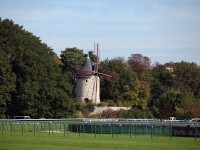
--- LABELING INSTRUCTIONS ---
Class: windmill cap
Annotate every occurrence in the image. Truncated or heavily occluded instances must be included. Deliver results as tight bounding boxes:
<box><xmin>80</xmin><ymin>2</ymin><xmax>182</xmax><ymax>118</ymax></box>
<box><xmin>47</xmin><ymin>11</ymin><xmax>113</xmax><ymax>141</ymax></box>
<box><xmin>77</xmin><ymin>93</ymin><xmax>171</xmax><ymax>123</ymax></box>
<box><xmin>82</xmin><ymin>54</ymin><xmax>92</xmax><ymax>71</ymax></box>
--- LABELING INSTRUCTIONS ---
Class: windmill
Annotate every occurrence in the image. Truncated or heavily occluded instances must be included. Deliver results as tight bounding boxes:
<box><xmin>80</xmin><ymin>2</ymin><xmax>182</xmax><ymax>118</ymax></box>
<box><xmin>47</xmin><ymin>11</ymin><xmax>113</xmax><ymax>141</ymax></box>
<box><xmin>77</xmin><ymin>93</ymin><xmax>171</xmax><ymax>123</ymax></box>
<box><xmin>75</xmin><ymin>43</ymin><xmax>119</xmax><ymax>104</ymax></box>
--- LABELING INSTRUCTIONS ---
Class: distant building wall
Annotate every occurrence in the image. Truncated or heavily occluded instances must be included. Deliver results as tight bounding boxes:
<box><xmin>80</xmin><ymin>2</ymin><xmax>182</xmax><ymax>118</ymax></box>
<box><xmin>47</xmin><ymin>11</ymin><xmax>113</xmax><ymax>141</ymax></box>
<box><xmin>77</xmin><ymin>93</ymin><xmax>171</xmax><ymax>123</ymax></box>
<box><xmin>90</xmin><ymin>106</ymin><xmax>131</xmax><ymax>115</ymax></box>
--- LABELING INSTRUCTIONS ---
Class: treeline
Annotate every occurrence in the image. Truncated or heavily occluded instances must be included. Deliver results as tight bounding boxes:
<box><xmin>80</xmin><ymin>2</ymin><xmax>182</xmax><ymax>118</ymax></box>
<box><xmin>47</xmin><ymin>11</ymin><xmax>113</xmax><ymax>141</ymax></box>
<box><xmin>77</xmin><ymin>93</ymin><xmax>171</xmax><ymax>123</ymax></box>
<box><xmin>0</xmin><ymin>18</ymin><xmax>200</xmax><ymax>119</ymax></box>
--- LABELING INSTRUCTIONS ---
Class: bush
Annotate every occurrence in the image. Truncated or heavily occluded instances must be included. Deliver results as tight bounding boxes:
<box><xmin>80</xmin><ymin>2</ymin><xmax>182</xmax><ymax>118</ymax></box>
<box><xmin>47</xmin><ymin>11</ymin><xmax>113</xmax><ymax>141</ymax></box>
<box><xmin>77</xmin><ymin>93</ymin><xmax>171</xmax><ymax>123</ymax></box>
<box><xmin>101</xmin><ymin>109</ymin><xmax>118</xmax><ymax>118</ymax></box>
<box><xmin>84</xmin><ymin>103</ymin><xmax>95</xmax><ymax>112</ymax></box>
<box><xmin>97</xmin><ymin>102</ymin><xmax>108</xmax><ymax>107</ymax></box>
<box><xmin>127</xmin><ymin>108</ymin><xmax>154</xmax><ymax>118</ymax></box>
<box><xmin>74</xmin><ymin>111</ymin><xmax>84</xmax><ymax>118</ymax></box>
<box><xmin>107</xmin><ymin>100</ymin><xmax>117</xmax><ymax>107</ymax></box>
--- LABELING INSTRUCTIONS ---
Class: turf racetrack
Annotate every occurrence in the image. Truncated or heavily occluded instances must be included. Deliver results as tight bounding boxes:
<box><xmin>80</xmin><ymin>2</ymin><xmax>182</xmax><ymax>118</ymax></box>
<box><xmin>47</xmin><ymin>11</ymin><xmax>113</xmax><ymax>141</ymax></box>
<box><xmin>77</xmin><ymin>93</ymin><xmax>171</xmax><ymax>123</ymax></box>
<box><xmin>0</xmin><ymin>133</ymin><xmax>199</xmax><ymax>150</ymax></box>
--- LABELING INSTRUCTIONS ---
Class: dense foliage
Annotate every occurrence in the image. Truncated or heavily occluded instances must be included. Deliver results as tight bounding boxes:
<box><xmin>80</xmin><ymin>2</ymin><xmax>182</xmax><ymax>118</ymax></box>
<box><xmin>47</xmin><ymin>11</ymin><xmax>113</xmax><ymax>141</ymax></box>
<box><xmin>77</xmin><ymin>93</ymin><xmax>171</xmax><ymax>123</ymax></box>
<box><xmin>0</xmin><ymin>18</ymin><xmax>73</xmax><ymax>118</ymax></box>
<box><xmin>0</xmin><ymin>18</ymin><xmax>200</xmax><ymax>119</ymax></box>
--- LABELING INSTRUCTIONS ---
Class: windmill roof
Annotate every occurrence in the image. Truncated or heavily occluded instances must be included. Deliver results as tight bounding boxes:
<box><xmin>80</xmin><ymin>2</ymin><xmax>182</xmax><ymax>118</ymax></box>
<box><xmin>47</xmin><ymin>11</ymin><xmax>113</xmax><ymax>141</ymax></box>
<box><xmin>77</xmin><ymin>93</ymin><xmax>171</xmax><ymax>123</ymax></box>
<box><xmin>82</xmin><ymin>55</ymin><xmax>92</xmax><ymax>71</ymax></box>
<box><xmin>76</xmin><ymin>54</ymin><xmax>94</xmax><ymax>77</ymax></box>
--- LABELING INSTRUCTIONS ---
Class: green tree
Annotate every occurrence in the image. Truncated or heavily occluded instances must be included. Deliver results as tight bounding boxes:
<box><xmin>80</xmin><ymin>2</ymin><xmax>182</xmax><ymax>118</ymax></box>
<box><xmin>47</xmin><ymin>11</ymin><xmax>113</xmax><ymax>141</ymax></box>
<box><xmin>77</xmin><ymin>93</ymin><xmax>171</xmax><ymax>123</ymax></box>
<box><xmin>60</xmin><ymin>48</ymin><xmax>85</xmax><ymax>98</ymax></box>
<box><xmin>173</xmin><ymin>62</ymin><xmax>200</xmax><ymax>98</ymax></box>
<box><xmin>149</xmin><ymin>61</ymin><xmax>200</xmax><ymax>118</ymax></box>
<box><xmin>100</xmin><ymin>57</ymin><xmax>135</xmax><ymax>101</ymax></box>
<box><xmin>100</xmin><ymin>57</ymin><xmax>151</xmax><ymax>109</ymax></box>
<box><xmin>0</xmin><ymin>50</ymin><xmax>16</xmax><ymax>118</ymax></box>
<box><xmin>149</xmin><ymin>63</ymin><xmax>175</xmax><ymax>118</ymax></box>
<box><xmin>0</xmin><ymin>18</ymin><xmax>72</xmax><ymax>118</ymax></box>
<box><xmin>158</xmin><ymin>89</ymin><xmax>180</xmax><ymax>119</ymax></box>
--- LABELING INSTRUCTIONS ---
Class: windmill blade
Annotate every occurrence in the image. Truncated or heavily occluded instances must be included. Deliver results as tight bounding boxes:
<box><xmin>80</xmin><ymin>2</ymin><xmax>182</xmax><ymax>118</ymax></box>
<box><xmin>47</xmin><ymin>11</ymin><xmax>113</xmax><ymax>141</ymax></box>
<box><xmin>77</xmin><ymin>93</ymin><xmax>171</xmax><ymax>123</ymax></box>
<box><xmin>98</xmin><ymin>72</ymin><xmax>112</xmax><ymax>77</ymax></box>
<box><xmin>99</xmin><ymin>71</ymin><xmax>120</xmax><ymax>82</ymax></box>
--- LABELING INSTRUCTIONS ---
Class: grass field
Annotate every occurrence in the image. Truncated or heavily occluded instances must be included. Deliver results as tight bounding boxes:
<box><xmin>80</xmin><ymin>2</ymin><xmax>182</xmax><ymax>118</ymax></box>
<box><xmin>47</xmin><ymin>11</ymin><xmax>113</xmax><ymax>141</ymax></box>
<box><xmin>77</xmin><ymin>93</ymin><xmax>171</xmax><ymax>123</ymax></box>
<box><xmin>0</xmin><ymin>132</ymin><xmax>199</xmax><ymax>150</ymax></box>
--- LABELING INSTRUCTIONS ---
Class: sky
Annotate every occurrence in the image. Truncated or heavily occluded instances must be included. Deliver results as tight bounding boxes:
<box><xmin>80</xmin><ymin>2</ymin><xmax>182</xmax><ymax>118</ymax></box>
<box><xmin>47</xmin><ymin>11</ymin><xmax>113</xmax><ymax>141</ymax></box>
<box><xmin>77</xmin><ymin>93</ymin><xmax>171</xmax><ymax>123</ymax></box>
<box><xmin>1</xmin><ymin>0</ymin><xmax>200</xmax><ymax>65</ymax></box>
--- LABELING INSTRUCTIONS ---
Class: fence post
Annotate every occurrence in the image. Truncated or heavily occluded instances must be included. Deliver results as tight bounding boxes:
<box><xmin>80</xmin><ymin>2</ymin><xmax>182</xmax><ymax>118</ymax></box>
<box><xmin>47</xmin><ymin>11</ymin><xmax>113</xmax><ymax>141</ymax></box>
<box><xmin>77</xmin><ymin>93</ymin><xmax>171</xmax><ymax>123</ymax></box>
<box><xmin>145</xmin><ymin>124</ymin><xmax>149</xmax><ymax>135</ymax></box>
<box><xmin>134</xmin><ymin>125</ymin><xmax>136</xmax><ymax>137</ymax></box>
<box><xmin>111</xmin><ymin>123</ymin><xmax>113</xmax><ymax>138</ymax></box>
<box><xmin>1</xmin><ymin>123</ymin><xmax>4</xmax><ymax>134</ymax></box>
<box><xmin>65</xmin><ymin>123</ymin><xmax>69</xmax><ymax>136</ymax></box>
<box><xmin>120</xmin><ymin>125</ymin><xmax>123</xmax><ymax>134</ymax></box>
<box><xmin>76</xmin><ymin>123</ymin><xmax>78</xmax><ymax>134</ymax></box>
<box><xmin>94</xmin><ymin>123</ymin><xmax>97</xmax><ymax>138</ymax></box>
<box><xmin>195</xmin><ymin>124</ymin><xmax>197</xmax><ymax>141</ymax></box>
<box><xmin>100</xmin><ymin>124</ymin><xmax>102</xmax><ymax>135</ymax></box>
<box><xmin>129</xmin><ymin>123</ymin><xmax>132</xmax><ymax>139</ymax></box>
<box><xmin>159</xmin><ymin>125</ymin><xmax>162</xmax><ymax>136</ymax></box>
<box><xmin>78</xmin><ymin>124</ymin><xmax>81</xmax><ymax>137</ymax></box>
<box><xmin>91</xmin><ymin>124</ymin><xmax>93</xmax><ymax>137</ymax></box>
<box><xmin>33</xmin><ymin>123</ymin><xmax>36</xmax><ymax>135</ymax></box>
<box><xmin>0</xmin><ymin>123</ymin><xmax>3</xmax><ymax>134</ymax></box>
<box><xmin>151</xmin><ymin>125</ymin><xmax>153</xmax><ymax>139</ymax></box>
<box><xmin>10</xmin><ymin>123</ymin><xmax>12</xmax><ymax>135</ymax></box>
<box><xmin>64</xmin><ymin>123</ymin><xmax>66</xmax><ymax>137</ymax></box>
<box><xmin>48</xmin><ymin>122</ymin><xmax>51</xmax><ymax>137</ymax></box>
<box><xmin>83</xmin><ymin>124</ymin><xmax>85</xmax><ymax>136</ymax></box>
<box><xmin>22</xmin><ymin>124</ymin><xmax>23</xmax><ymax>135</ymax></box>
<box><xmin>170</xmin><ymin>124</ymin><xmax>172</xmax><ymax>140</ymax></box>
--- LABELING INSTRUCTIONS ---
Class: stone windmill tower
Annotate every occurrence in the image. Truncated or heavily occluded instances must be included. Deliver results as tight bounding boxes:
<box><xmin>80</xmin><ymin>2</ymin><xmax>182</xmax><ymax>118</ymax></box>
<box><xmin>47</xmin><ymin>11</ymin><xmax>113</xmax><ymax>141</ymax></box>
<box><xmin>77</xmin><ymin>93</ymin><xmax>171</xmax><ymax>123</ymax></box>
<box><xmin>75</xmin><ymin>43</ymin><xmax>118</xmax><ymax>104</ymax></box>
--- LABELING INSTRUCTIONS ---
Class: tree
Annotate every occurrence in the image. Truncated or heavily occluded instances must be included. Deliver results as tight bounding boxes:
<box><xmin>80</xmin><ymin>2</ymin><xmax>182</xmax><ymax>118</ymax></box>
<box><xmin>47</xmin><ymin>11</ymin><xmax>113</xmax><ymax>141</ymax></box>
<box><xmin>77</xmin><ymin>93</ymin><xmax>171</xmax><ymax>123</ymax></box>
<box><xmin>173</xmin><ymin>62</ymin><xmax>200</xmax><ymax>98</ymax></box>
<box><xmin>100</xmin><ymin>57</ymin><xmax>135</xmax><ymax>101</ymax></box>
<box><xmin>100</xmin><ymin>57</ymin><xmax>151</xmax><ymax>109</ymax></box>
<box><xmin>149</xmin><ymin>61</ymin><xmax>200</xmax><ymax>118</ymax></box>
<box><xmin>100</xmin><ymin>57</ymin><xmax>150</xmax><ymax>109</ymax></box>
<box><xmin>175</xmin><ymin>92</ymin><xmax>200</xmax><ymax>119</ymax></box>
<box><xmin>0</xmin><ymin>18</ymin><xmax>73</xmax><ymax>118</ymax></box>
<box><xmin>0</xmin><ymin>50</ymin><xmax>16</xmax><ymax>118</ymax></box>
<box><xmin>137</xmin><ymin>80</ymin><xmax>150</xmax><ymax>110</ymax></box>
<box><xmin>60</xmin><ymin>48</ymin><xmax>85</xmax><ymax>98</ymax></box>
<box><xmin>128</xmin><ymin>54</ymin><xmax>151</xmax><ymax>73</ymax></box>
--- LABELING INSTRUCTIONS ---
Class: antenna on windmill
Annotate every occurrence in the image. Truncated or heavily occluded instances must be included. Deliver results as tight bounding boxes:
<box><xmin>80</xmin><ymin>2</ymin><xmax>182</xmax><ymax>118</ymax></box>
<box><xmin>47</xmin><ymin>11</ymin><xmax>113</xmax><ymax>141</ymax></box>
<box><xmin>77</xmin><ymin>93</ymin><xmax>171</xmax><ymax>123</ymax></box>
<box><xmin>94</xmin><ymin>42</ymin><xmax>96</xmax><ymax>55</ymax></box>
<box><xmin>96</xmin><ymin>43</ymin><xmax>99</xmax><ymax>72</ymax></box>
<box><xmin>94</xmin><ymin>43</ymin><xmax>100</xmax><ymax>103</ymax></box>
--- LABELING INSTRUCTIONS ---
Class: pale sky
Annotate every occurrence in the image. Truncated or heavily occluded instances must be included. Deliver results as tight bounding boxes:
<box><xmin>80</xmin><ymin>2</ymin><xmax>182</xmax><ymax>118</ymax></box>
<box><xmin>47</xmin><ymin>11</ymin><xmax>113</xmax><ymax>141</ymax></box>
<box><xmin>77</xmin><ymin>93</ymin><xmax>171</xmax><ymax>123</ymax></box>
<box><xmin>1</xmin><ymin>0</ymin><xmax>200</xmax><ymax>65</ymax></box>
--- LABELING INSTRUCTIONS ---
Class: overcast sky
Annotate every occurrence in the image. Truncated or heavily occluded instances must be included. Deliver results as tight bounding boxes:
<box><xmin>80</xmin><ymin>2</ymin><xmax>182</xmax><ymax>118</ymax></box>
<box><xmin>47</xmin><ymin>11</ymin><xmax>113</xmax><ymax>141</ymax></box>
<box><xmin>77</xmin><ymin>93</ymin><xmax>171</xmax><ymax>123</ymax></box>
<box><xmin>1</xmin><ymin>0</ymin><xmax>200</xmax><ymax>65</ymax></box>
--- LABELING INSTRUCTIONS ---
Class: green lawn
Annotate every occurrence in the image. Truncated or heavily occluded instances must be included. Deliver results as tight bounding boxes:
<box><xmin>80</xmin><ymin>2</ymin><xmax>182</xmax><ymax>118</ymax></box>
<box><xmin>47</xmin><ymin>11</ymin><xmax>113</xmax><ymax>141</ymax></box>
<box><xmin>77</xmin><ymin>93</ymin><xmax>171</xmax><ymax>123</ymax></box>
<box><xmin>0</xmin><ymin>133</ymin><xmax>199</xmax><ymax>150</ymax></box>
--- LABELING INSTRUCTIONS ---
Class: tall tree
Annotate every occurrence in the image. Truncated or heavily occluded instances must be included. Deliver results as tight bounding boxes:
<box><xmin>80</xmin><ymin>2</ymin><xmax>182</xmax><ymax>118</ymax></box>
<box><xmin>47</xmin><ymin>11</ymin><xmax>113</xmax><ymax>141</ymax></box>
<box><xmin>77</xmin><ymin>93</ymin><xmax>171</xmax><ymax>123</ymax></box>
<box><xmin>100</xmin><ymin>57</ymin><xmax>150</xmax><ymax>109</ymax></box>
<box><xmin>128</xmin><ymin>54</ymin><xmax>151</xmax><ymax>73</ymax></box>
<box><xmin>60</xmin><ymin>47</ymin><xmax>85</xmax><ymax>98</ymax></box>
<box><xmin>0</xmin><ymin>50</ymin><xmax>16</xmax><ymax>118</ymax></box>
<box><xmin>100</xmin><ymin>57</ymin><xmax>134</xmax><ymax>101</ymax></box>
<box><xmin>173</xmin><ymin>62</ymin><xmax>200</xmax><ymax>98</ymax></box>
<box><xmin>0</xmin><ymin>18</ymin><xmax>72</xmax><ymax>118</ymax></box>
